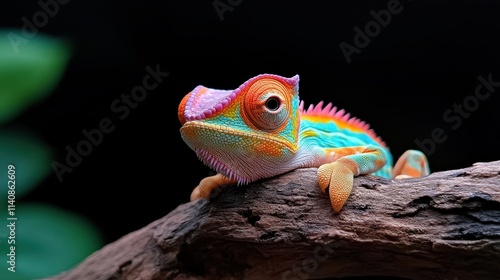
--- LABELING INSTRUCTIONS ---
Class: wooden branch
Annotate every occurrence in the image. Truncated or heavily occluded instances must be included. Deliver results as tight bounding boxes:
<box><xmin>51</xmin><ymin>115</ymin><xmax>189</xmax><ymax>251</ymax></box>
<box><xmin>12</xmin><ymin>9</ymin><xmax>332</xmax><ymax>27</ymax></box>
<box><xmin>46</xmin><ymin>161</ymin><xmax>500</xmax><ymax>280</ymax></box>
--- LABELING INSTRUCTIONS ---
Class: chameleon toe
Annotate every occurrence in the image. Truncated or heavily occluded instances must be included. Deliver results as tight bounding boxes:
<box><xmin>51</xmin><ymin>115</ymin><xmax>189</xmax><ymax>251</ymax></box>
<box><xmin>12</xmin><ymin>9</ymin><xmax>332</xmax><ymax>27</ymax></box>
<box><xmin>317</xmin><ymin>163</ymin><xmax>334</xmax><ymax>193</ymax></box>
<box><xmin>327</xmin><ymin>162</ymin><xmax>354</xmax><ymax>213</ymax></box>
<box><xmin>190</xmin><ymin>186</ymin><xmax>203</xmax><ymax>201</ymax></box>
<box><xmin>190</xmin><ymin>174</ymin><xmax>237</xmax><ymax>201</ymax></box>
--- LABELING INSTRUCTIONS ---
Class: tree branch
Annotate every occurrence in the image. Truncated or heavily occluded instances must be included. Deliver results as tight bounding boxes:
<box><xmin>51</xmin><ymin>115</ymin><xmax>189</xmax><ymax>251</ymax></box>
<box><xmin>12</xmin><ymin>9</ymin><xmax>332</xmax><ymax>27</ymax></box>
<box><xmin>46</xmin><ymin>161</ymin><xmax>500</xmax><ymax>280</ymax></box>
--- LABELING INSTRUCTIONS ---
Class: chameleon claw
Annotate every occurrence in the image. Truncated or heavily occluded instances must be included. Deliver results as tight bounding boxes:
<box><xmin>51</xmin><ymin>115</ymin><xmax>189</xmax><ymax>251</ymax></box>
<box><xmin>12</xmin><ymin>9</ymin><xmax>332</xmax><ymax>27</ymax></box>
<box><xmin>317</xmin><ymin>163</ymin><xmax>333</xmax><ymax>194</ymax></box>
<box><xmin>189</xmin><ymin>185</ymin><xmax>204</xmax><ymax>201</ymax></box>
<box><xmin>394</xmin><ymin>174</ymin><xmax>413</xmax><ymax>180</ymax></box>
<box><xmin>190</xmin><ymin>174</ymin><xmax>236</xmax><ymax>201</ymax></box>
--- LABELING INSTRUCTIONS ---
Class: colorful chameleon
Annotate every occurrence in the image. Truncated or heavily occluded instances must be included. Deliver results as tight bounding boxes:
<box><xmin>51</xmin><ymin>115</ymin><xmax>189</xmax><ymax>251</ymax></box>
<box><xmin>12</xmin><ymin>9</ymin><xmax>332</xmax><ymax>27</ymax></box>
<box><xmin>178</xmin><ymin>74</ymin><xmax>430</xmax><ymax>212</ymax></box>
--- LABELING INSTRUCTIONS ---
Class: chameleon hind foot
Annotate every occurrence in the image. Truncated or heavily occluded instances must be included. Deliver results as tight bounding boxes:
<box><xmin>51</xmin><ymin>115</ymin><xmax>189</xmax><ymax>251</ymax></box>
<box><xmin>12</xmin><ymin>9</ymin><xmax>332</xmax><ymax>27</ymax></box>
<box><xmin>190</xmin><ymin>173</ymin><xmax>237</xmax><ymax>201</ymax></box>
<box><xmin>392</xmin><ymin>150</ymin><xmax>430</xmax><ymax>179</ymax></box>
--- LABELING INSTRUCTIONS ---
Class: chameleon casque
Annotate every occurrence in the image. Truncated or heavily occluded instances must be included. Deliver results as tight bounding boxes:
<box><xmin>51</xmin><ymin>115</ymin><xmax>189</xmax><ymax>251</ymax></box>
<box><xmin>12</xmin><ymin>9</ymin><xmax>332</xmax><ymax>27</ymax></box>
<box><xmin>178</xmin><ymin>73</ymin><xmax>430</xmax><ymax>212</ymax></box>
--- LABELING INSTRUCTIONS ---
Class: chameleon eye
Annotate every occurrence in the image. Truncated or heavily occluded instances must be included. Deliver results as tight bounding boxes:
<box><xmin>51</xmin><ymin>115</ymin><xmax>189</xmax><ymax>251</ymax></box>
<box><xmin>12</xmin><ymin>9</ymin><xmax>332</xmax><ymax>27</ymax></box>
<box><xmin>242</xmin><ymin>79</ymin><xmax>292</xmax><ymax>132</ymax></box>
<box><xmin>265</xmin><ymin>97</ymin><xmax>281</xmax><ymax>111</ymax></box>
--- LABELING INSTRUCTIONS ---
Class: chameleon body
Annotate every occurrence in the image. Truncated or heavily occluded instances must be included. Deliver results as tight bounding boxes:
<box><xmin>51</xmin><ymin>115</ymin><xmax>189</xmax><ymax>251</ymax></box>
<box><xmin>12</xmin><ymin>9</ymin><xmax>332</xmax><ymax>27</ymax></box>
<box><xmin>178</xmin><ymin>74</ymin><xmax>430</xmax><ymax>212</ymax></box>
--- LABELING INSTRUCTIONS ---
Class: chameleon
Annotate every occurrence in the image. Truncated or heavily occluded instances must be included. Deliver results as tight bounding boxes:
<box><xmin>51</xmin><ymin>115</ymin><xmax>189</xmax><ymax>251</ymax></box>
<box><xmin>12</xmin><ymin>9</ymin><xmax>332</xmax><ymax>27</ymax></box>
<box><xmin>178</xmin><ymin>73</ymin><xmax>430</xmax><ymax>212</ymax></box>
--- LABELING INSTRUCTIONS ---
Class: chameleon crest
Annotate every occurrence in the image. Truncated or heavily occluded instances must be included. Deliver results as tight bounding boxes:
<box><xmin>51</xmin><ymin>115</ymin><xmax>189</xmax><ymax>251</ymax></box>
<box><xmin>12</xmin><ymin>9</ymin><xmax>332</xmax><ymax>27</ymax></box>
<box><xmin>179</xmin><ymin>74</ymin><xmax>430</xmax><ymax>212</ymax></box>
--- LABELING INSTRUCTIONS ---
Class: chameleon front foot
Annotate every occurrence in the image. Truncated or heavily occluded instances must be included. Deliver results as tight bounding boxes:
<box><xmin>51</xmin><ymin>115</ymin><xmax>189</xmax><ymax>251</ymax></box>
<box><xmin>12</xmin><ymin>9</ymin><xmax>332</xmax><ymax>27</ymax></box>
<box><xmin>318</xmin><ymin>161</ymin><xmax>355</xmax><ymax>213</ymax></box>
<box><xmin>190</xmin><ymin>173</ymin><xmax>237</xmax><ymax>201</ymax></box>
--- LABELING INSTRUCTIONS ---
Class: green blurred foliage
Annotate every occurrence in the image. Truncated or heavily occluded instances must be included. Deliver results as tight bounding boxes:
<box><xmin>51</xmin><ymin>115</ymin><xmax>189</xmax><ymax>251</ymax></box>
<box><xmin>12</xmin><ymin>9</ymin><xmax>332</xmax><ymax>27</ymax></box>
<box><xmin>0</xmin><ymin>30</ymin><xmax>103</xmax><ymax>280</ymax></box>
<box><xmin>0</xmin><ymin>30</ymin><xmax>71</xmax><ymax>125</ymax></box>
<box><xmin>0</xmin><ymin>131</ymin><xmax>53</xmax><ymax>198</ymax></box>
<box><xmin>0</xmin><ymin>203</ymin><xmax>103</xmax><ymax>280</ymax></box>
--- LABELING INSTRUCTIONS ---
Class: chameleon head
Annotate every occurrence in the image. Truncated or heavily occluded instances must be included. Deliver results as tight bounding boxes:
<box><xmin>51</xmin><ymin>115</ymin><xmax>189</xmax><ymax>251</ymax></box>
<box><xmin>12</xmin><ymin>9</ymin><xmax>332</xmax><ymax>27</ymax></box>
<box><xmin>178</xmin><ymin>74</ymin><xmax>301</xmax><ymax>184</ymax></box>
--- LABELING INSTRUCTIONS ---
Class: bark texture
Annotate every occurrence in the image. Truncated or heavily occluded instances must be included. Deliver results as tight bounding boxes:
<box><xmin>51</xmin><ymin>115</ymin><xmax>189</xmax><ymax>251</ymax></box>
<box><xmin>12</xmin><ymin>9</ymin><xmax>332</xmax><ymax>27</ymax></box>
<box><xmin>46</xmin><ymin>161</ymin><xmax>500</xmax><ymax>280</ymax></box>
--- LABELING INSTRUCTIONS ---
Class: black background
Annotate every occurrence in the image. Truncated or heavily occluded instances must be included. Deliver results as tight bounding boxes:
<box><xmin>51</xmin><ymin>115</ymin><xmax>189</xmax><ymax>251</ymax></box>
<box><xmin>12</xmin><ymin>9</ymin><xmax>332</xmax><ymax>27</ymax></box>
<box><xmin>3</xmin><ymin>0</ymin><xmax>500</xmax><ymax>250</ymax></box>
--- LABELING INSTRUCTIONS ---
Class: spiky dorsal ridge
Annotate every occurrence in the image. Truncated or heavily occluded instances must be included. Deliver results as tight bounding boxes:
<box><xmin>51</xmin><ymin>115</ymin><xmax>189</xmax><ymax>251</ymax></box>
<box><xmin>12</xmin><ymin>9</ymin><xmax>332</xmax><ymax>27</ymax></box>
<box><xmin>299</xmin><ymin>100</ymin><xmax>388</xmax><ymax>148</ymax></box>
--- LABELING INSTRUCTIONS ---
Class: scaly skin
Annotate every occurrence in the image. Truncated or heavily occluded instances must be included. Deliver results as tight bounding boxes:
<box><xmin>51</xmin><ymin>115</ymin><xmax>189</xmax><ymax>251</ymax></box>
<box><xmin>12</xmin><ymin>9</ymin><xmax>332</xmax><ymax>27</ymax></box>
<box><xmin>178</xmin><ymin>74</ymin><xmax>430</xmax><ymax>213</ymax></box>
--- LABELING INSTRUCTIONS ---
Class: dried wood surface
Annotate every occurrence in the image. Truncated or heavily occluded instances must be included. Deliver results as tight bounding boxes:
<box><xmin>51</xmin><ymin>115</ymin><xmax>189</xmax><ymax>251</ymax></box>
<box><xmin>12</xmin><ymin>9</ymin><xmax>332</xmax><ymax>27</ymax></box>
<box><xmin>47</xmin><ymin>161</ymin><xmax>500</xmax><ymax>280</ymax></box>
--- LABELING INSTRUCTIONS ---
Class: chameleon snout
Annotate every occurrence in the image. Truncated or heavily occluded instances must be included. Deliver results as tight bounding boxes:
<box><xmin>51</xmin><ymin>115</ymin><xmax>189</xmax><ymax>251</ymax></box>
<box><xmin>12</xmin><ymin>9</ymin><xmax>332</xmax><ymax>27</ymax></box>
<box><xmin>178</xmin><ymin>85</ymin><xmax>237</xmax><ymax>125</ymax></box>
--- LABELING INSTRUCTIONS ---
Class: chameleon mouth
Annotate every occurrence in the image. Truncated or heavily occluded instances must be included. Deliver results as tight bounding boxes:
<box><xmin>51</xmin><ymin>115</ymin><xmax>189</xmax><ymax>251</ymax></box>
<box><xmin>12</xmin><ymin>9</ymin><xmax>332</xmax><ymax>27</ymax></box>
<box><xmin>180</xmin><ymin>121</ymin><xmax>296</xmax><ymax>185</ymax></box>
<box><xmin>178</xmin><ymin>86</ymin><xmax>237</xmax><ymax>124</ymax></box>
<box><xmin>195</xmin><ymin>148</ymin><xmax>249</xmax><ymax>184</ymax></box>
<box><xmin>180</xmin><ymin>121</ymin><xmax>298</xmax><ymax>154</ymax></box>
